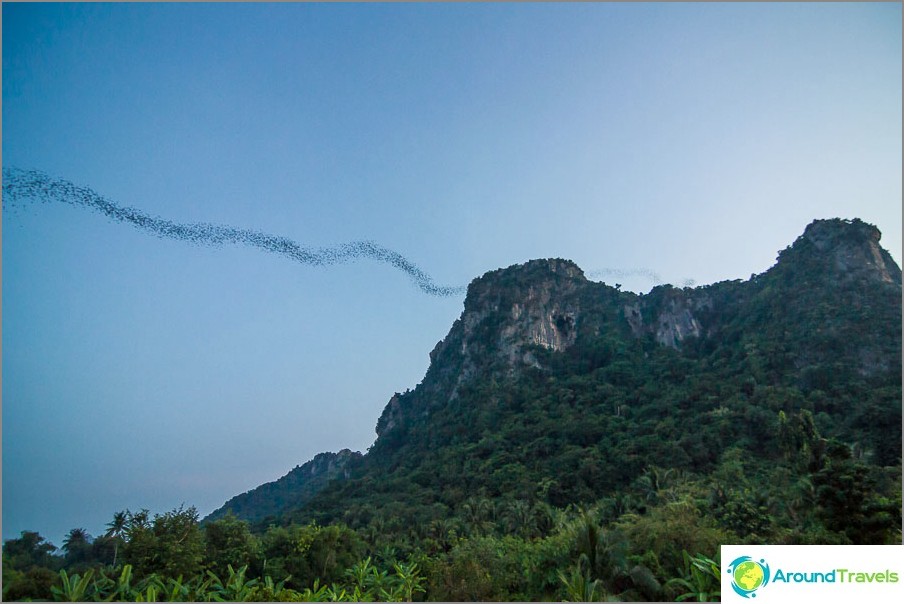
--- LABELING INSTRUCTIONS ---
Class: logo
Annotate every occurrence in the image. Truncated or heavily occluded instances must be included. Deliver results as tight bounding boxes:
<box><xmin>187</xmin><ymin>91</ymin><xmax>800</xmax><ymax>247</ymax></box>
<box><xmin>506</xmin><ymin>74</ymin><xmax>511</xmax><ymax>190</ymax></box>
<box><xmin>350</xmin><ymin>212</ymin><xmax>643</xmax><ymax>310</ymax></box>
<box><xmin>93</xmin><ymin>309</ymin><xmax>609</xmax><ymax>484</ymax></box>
<box><xmin>727</xmin><ymin>556</ymin><xmax>771</xmax><ymax>598</ymax></box>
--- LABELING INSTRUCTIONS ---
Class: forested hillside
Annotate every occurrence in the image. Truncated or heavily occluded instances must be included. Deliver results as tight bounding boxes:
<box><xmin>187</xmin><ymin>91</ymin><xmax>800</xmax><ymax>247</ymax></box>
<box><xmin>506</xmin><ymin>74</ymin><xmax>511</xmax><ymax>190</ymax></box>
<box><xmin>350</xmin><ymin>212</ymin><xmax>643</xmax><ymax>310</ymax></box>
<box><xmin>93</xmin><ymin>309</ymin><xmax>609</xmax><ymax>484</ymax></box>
<box><xmin>4</xmin><ymin>218</ymin><xmax>901</xmax><ymax>602</ymax></box>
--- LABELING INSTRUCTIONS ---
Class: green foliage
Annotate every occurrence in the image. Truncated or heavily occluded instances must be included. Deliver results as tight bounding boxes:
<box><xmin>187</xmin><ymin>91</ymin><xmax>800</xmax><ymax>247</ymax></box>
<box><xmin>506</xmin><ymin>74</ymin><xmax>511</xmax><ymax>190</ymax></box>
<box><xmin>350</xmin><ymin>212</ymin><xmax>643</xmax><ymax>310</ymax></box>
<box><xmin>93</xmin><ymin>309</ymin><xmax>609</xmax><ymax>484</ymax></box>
<box><xmin>3</xmin><ymin>531</ymin><xmax>62</xmax><ymax>600</ymax></box>
<box><xmin>204</xmin><ymin>564</ymin><xmax>259</xmax><ymax>601</ymax></box>
<box><xmin>5</xmin><ymin>221</ymin><xmax>901</xmax><ymax>601</ymax></box>
<box><xmin>121</xmin><ymin>506</ymin><xmax>204</xmax><ymax>580</ymax></box>
<box><xmin>665</xmin><ymin>551</ymin><xmax>721</xmax><ymax>602</ymax></box>
<box><xmin>203</xmin><ymin>514</ymin><xmax>261</xmax><ymax>578</ymax></box>
<box><xmin>256</xmin><ymin>522</ymin><xmax>366</xmax><ymax>590</ymax></box>
<box><xmin>51</xmin><ymin>568</ymin><xmax>95</xmax><ymax>602</ymax></box>
<box><xmin>3</xmin><ymin>530</ymin><xmax>60</xmax><ymax>571</ymax></box>
<box><xmin>812</xmin><ymin>441</ymin><xmax>902</xmax><ymax>544</ymax></box>
<box><xmin>392</xmin><ymin>561</ymin><xmax>426</xmax><ymax>602</ymax></box>
<box><xmin>207</xmin><ymin>451</ymin><xmax>363</xmax><ymax>526</ymax></box>
<box><xmin>2</xmin><ymin>565</ymin><xmax>58</xmax><ymax>601</ymax></box>
<box><xmin>558</xmin><ymin>565</ymin><xmax>603</xmax><ymax>602</ymax></box>
<box><xmin>618</xmin><ymin>499</ymin><xmax>732</xmax><ymax>580</ymax></box>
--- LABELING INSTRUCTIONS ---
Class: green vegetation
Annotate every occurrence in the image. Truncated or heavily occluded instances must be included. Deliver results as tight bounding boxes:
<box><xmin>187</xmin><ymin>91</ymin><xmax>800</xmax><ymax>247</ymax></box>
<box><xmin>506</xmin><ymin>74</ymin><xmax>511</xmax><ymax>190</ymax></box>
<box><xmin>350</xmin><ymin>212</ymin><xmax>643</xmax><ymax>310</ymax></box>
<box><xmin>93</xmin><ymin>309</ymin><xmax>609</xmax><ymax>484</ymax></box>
<box><xmin>206</xmin><ymin>451</ymin><xmax>363</xmax><ymax>526</ymax></box>
<box><xmin>4</xmin><ymin>219</ymin><xmax>901</xmax><ymax>601</ymax></box>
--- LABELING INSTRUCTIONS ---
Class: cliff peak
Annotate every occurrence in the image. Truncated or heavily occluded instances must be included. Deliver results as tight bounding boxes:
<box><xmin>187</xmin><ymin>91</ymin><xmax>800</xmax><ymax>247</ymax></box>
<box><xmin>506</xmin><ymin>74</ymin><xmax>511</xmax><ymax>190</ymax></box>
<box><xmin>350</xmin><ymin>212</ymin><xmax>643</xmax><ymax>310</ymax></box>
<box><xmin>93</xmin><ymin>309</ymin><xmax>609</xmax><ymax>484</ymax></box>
<box><xmin>785</xmin><ymin>218</ymin><xmax>901</xmax><ymax>285</ymax></box>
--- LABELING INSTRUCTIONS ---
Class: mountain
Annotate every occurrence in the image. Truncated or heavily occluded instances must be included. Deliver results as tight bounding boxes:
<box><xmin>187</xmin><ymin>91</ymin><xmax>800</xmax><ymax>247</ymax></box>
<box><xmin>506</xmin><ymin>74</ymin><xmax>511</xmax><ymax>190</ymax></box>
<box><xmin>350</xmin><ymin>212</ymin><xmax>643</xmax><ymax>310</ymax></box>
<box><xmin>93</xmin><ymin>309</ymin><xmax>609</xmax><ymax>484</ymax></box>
<box><xmin>205</xmin><ymin>449</ymin><xmax>361</xmax><ymax>524</ymax></box>
<box><xmin>209</xmin><ymin>218</ymin><xmax>901</xmax><ymax>544</ymax></box>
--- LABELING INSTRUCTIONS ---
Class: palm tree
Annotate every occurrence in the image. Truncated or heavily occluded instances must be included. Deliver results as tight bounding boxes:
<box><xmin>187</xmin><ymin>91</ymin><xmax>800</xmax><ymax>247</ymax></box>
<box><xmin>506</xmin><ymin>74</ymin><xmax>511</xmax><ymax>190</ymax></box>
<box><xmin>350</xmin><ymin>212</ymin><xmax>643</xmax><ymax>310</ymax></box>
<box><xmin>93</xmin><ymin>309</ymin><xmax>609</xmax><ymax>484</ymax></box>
<box><xmin>574</xmin><ymin>508</ymin><xmax>602</xmax><ymax>577</ymax></box>
<box><xmin>531</xmin><ymin>501</ymin><xmax>556</xmax><ymax>537</ymax></box>
<box><xmin>366</xmin><ymin>515</ymin><xmax>386</xmax><ymax>546</ymax></box>
<box><xmin>636</xmin><ymin>466</ymin><xmax>672</xmax><ymax>501</ymax></box>
<box><xmin>62</xmin><ymin>528</ymin><xmax>91</xmax><ymax>565</ymax></box>
<box><xmin>601</xmin><ymin>492</ymin><xmax>642</xmax><ymax>521</ymax></box>
<box><xmin>105</xmin><ymin>511</ymin><xmax>128</xmax><ymax>568</ymax></box>
<box><xmin>62</xmin><ymin>527</ymin><xmax>89</xmax><ymax>550</ymax></box>
<box><xmin>503</xmin><ymin>499</ymin><xmax>536</xmax><ymax>538</ymax></box>
<box><xmin>127</xmin><ymin>509</ymin><xmax>150</xmax><ymax>532</ymax></box>
<box><xmin>123</xmin><ymin>508</ymin><xmax>150</xmax><ymax>545</ymax></box>
<box><xmin>426</xmin><ymin>518</ymin><xmax>459</xmax><ymax>552</ymax></box>
<box><xmin>461</xmin><ymin>496</ymin><xmax>495</xmax><ymax>536</ymax></box>
<box><xmin>572</xmin><ymin>508</ymin><xmax>634</xmax><ymax>596</ymax></box>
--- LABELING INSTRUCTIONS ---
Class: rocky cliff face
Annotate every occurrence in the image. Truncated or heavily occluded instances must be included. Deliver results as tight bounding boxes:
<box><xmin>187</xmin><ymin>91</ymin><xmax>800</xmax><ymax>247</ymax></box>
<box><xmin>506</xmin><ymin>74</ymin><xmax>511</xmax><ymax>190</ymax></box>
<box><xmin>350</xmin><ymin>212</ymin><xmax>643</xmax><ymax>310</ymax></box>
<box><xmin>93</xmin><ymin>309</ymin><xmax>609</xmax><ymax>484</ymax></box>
<box><xmin>373</xmin><ymin>218</ymin><xmax>901</xmax><ymax>442</ymax></box>
<box><xmin>378</xmin><ymin>259</ymin><xmax>587</xmax><ymax>436</ymax></box>
<box><xmin>460</xmin><ymin>259</ymin><xmax>584</xmax><ymax>368</ymax></box>
<box><xmin>801</xmin><ymin>218</ymin><xmax>901</xmax><ymax>285</ymax></box>
<box><xmin>624</xmin><ymin>290</ymin><xmax>713</xmax><ymax>348</ymax></box>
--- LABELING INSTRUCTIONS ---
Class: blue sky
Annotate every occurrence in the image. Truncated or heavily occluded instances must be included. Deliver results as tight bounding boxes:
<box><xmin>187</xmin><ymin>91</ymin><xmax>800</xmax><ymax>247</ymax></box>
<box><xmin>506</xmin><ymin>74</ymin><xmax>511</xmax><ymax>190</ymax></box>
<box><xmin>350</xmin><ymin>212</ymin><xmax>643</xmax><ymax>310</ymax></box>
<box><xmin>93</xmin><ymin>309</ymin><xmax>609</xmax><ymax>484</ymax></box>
<box><xmin>3</xmin><ymin>2</ymin><xmax>901</xmax><ymax>546</ymax></box>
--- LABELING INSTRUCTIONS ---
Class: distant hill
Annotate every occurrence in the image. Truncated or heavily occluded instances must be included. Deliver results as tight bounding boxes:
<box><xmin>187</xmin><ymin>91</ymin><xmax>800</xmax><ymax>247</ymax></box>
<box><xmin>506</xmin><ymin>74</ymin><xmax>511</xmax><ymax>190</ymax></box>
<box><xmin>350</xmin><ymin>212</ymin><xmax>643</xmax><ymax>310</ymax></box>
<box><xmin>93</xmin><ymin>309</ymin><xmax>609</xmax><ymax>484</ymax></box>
<box><xmin>204</xmin><ymin>450</ymin><xmax>361</xmax><ymax>524</ymax></box>
<box><xmin>210</xmin><ymin>218</ymin><xmax>901</xmax><ymax>546</ymax></box>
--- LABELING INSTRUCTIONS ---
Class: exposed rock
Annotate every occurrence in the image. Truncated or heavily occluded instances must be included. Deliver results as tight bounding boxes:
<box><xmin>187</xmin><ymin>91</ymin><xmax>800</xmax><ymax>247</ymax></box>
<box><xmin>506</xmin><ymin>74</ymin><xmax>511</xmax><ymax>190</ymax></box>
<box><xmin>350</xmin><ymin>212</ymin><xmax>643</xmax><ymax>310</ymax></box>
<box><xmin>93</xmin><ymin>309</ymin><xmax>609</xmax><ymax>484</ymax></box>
<box><xmin>375</xmin><ymin>394</ymin><xmax>403</xmax><ymax>437</ymax></box>
<box><xmin>624</xmin><ymin>303</ymin><xmax>643</xmax><ymax>337</ymax></box>
<box><xmin>654</xmin><ymin>299</ymin><xmax>702</xmax><ymax>348</ymax></box>
<box><xmin>802</xmin><ymin>218</ymin><xmax>901</xmax><ymax>285</ymax></box>
<box><xmin>623</xmin><ymin>289</ymin><xmax>713</xmax><ymax>348</ymax></box>
<box><xmin>450</xmin><ymin>259</ymin><xmax>585</xmax><ymax>378</ymax></box>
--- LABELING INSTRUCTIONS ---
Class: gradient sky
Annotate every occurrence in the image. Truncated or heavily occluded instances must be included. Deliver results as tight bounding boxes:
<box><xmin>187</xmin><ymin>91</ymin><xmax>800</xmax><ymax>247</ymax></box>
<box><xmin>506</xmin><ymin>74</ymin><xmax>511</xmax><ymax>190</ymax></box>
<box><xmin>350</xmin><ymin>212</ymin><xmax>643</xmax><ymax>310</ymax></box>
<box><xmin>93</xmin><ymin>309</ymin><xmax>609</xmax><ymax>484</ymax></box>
<box><xmin>3</xmin><ymin>2</ymin><xmax>901</xmax><ymax>547</ymax></box>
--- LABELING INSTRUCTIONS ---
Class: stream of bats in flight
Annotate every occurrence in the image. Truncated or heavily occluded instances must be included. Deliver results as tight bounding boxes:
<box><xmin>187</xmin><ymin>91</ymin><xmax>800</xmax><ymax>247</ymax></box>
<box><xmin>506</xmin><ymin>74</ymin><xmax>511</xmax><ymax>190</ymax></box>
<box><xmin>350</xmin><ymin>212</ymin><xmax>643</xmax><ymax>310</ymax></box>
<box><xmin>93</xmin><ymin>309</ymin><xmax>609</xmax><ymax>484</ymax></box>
<box><xmin>3</xmin><ymin>168</ymin><xmax>691</xmax><ymax>295</ymax></box>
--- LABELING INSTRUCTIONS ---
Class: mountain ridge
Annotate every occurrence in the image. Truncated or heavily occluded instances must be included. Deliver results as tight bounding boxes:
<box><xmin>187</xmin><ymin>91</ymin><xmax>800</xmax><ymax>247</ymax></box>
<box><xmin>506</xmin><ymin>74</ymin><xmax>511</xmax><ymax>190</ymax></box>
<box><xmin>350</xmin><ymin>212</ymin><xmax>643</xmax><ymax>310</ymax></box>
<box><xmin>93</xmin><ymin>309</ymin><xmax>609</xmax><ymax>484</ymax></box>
<box><xmin>207</xmin><ymin>218</ymin><xmax>902</xmax><ymax>532</ymax></box>
<box><xmin>204</xmin><ymin>449</ymin><xmax>362</xmax><ymax>524</ymax></box>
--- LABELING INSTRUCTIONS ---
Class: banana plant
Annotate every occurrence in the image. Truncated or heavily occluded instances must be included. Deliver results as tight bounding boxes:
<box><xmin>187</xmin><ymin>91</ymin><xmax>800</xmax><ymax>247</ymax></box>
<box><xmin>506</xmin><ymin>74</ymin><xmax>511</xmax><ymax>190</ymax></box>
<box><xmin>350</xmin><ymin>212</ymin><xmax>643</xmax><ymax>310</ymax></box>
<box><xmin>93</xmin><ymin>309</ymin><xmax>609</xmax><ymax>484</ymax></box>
<box><xmin>392</xmin><ymin>561</ymin><xmax>426</xmax><ymax>602</ymax></box>
<box><xmin>299</xmin><ymin>578</ymin><xmax>330</xmax><ymax>602</ymax></box>
<box><xmin>205</xmin><ymin>564</ymin><xmax>259</xmax><ymax>601</ymax></box>
<box><xmin>558</xmin><ymin>565</ymin><xmax>601</xmax><ymax>602</ymax></box>
<box><xmin>368</xmin><ymin>567</ymin><xmax>392</xmax><ymax>599</ymax></box>
<box><xmin>261</xmin><ymin>574</ymin><xmax>292</xmax><ymax>598</ymax></box>
<box><xmin>97</xmin><ymin>564</ymin><xmax>135</xmax><ymax>601</ymax></box>
<box><xmin>665</xmin><ymin>550</ymin><xmax>721</xmax><ymax>602</ymax></box>
<box><xmin>52</xmin><ymin>568</ymin><xmax>95</xmax><ymax>602</ymax></box>
<box><xmin>345</xmin><ymin>556</ymin><xmax>374</xmax><ymax>592</ymax></box>
<box><xmin>164</xmin><ymin>575</ymin><xmax>189</xmax><ymax>601</ymax></box>
<box><xmin>134</xmin><ymin>575</ymin><xmax>165</xmax><ymax>603</ymax></box>
<box><xmin>325</xmin><ymin>583</ymin><xmax>348</xmax><ymax>601</ymax></box>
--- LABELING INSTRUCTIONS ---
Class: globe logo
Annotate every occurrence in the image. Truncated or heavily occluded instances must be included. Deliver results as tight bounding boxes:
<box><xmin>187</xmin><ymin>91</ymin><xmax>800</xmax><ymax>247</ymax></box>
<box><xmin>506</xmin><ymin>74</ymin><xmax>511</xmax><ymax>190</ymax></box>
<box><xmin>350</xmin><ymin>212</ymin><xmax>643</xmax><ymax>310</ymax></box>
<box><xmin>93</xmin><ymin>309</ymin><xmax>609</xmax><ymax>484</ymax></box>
<box><xmin>727</xmin><ymin>556</ymin><xmax>771</xmax><ymax>598</ymax></box>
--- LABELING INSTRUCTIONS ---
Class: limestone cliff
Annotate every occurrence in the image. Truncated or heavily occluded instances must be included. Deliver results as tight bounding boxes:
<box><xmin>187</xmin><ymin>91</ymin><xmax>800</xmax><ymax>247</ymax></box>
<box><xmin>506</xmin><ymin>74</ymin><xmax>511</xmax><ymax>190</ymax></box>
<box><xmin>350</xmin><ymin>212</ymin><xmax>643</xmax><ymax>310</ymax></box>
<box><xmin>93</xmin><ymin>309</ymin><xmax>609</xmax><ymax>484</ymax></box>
<box><xmin>212</xmin><ymin>218</ymin><xmax>902</xmax><ymax>525</ymax></box>
<box><xmin>374</xmin><ymin>218</ymin><xmax>901</xmax><ymax>443</ymax></box>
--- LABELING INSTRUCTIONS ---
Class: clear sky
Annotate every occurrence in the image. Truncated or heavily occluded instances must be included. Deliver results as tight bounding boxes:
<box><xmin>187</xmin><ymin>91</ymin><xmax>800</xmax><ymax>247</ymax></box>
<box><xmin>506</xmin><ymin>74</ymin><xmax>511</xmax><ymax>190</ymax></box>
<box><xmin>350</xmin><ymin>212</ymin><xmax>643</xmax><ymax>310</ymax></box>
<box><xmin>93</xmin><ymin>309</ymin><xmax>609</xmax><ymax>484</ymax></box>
<box><xmin>3</xmin><ymin>2</ymin><xmax>901</xmax><ymax>547</ymax></box>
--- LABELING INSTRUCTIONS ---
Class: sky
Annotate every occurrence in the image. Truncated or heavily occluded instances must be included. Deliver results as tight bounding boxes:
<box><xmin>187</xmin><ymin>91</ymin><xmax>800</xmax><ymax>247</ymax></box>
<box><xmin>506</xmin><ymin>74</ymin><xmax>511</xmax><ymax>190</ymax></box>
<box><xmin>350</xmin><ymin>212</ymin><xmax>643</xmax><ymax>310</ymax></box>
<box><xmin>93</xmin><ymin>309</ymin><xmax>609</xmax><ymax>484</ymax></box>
<box><xmin>2</xmin><ymin>2</ymin><xmax>901</xmax><ymax>547</ymax></box>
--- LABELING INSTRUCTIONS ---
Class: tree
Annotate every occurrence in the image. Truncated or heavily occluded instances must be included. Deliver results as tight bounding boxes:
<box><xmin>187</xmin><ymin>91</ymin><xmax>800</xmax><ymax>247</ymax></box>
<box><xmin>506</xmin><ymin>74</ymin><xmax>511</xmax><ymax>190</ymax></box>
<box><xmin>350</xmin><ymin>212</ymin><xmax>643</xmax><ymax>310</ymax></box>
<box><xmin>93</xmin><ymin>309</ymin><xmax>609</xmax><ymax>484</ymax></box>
<box><xmin>62</xmin><ymin>528</ymin><xmax>92</xmax><ymax>568</ymax></box>
<box><xmin>105</xmin><ymin>511</ymin><xmax>128</xmax><ymax>568</ymax></box>
<box><xmin>307</xmin><ymin>524</ymin><xmax>366</xmax><ymax>584</ymax></box>
<box><xmin>461</xmin><ymin>497</ymin><xmax>495</xmax><ymax>537</ymax></box>
<box><xmin>121</xmin><ymin>505</ymin><xmax>204</xmax><ymax>579</ymax></box>
<box><xmin>152</xmin><ymin>505</ymin><xmax>205</xmax><ymax>578</ymax></box>
<box><xmin>2</xmin><ymin>530</ymin><xmax>59</xmax><ymax>571</ymax></box>
<box><xmin>203</xmin><ymin>513</ymin><xmax>262</xmax><ymax>577</ymax></box>
<box><xmin>813</xmin><ymin>442</ymin><xmax>901</xmax><ymax>543</ymax></box>
<box><xmin>502</xmin><ymin>500</ymin><xmax>536</xmax><ymax>538</ymax></box>
<box><xmin>2</xmin><ymin>566</ymin><xmax>58</xmax><ymax>601</ymax></box>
